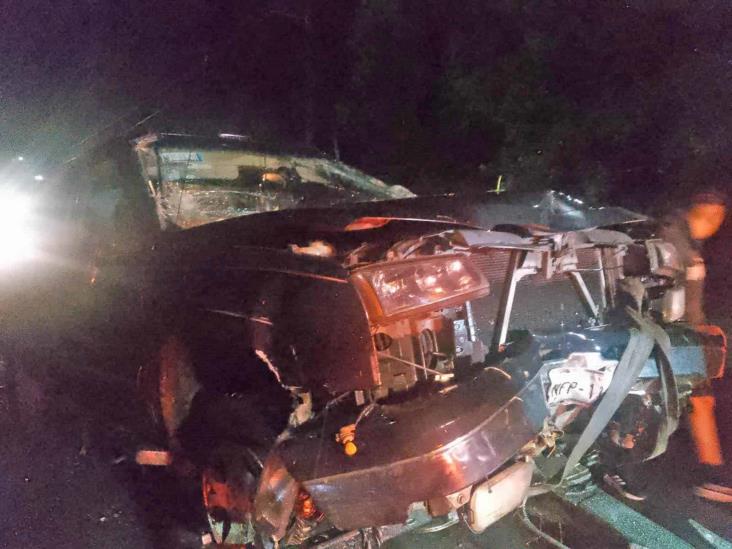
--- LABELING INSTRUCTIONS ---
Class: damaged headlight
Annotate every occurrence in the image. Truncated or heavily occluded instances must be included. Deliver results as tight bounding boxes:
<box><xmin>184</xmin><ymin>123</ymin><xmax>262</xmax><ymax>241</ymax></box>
<box><xmin>352</xmin><ymin>255</ymin><xmax>489</xmax><ymax>322</ymax></box>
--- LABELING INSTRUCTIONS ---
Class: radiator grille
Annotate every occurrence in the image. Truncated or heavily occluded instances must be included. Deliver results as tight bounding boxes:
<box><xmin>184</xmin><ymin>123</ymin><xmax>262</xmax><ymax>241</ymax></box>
<box><xmin>469</xmin><ymin>248</ymin><xmax>599</xmax><ymax>284</ymax></box>
<box><xmin>468</xmin><ymin>247</ymin><xmax>603</xmax><ymax>343</ymax></box>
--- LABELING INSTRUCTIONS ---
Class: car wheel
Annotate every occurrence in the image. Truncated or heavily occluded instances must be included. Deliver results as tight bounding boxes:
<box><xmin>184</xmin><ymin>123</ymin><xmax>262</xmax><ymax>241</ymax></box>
<box><xmin>201</xmin><ymin>443</ymin><xmax>264</xmax><ymax>547</ymax></box>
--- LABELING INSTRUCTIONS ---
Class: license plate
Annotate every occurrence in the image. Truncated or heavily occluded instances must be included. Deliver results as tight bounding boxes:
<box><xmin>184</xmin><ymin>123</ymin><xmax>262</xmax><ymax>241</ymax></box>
<box><xmin>547</xmin><ymin>367</ymin><xmax>609</xmax><ymax>406</ymax></box>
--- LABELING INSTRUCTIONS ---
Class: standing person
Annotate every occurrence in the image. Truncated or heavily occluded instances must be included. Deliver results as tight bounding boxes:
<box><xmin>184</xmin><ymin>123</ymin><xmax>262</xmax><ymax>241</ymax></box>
<box><xmin>602</xmin><ymin>190</ymin><xmax>730</xmax><ymax>502</ymax></box>
<box><xmin>659</xmin><ymin>190</ymin><xmax>731</xmax><ymax>502</ymax></box>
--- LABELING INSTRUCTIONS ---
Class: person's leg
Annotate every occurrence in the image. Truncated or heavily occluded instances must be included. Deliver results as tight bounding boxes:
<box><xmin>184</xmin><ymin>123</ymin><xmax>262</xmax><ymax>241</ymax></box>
<box><xmin>601</xmin><ymin>468</ymin><xmax>647</xmax><ymax>501</ymax></box>
<box><xmin>598</xmin><ymin>419</ymin><xmax>647</xmax><ymax>502</ymax></box>
<box><xmin>689</xmin><ymin>388</ymin><xmax>732</xmax><ymax>502</ymax></box>
<box><xmin>689</xmin><ymin>394</ymin><xmax>724</xmax><ymax>466</ymax></box>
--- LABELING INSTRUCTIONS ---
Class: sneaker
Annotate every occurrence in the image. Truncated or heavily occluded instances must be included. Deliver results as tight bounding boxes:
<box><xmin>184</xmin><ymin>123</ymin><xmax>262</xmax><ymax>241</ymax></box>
<box><xmin>602</xmin><ymin>472</ymin><xmax>647</xmax><ymax>501</ymax></box>
<box><xmin>694</xmin><ymin>482</ymin><xmax>732</xmax><ymax>503</ymax></box>
<box><xmin>693</xmin><ymin>468</ymin><xmax>732</xmax><ymax>503</ymax></box>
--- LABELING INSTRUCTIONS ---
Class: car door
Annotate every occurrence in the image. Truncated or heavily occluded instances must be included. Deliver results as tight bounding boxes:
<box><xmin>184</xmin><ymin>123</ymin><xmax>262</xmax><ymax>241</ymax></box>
<box><xmin>39</xmin><ymin>142</ymin><xmax>161</xmax><ymax>421</ymax></box>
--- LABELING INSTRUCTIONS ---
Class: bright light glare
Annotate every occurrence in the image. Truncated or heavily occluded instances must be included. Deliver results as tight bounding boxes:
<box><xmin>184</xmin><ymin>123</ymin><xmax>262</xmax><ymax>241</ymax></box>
<box><xmin>0</xmin><ymin>229</ymin><xmax>35</xmax><ymax>265</ymax></box>
<box><xmin>447</xmin><ymin>260</ymin><xmax>463</xmax><ymax>273</ymax></box>
<box><xmin>0</xmin><ymin>191</ymin><xmax>35</xmax><ymax>266</ymax></box>
<box><xmin>422</xmin><ymin>274</ymin><xmax>438</xmax><ymax>287</ymax></box>
<box><xmin>0</xmin><ymin>192</ymin><xmax>32</xmax><ymax>224</ymax></box>
<box><xmin>34</xmin><ymin>174</ymin><xmax>44</xmax><ymax>181</ymax></box>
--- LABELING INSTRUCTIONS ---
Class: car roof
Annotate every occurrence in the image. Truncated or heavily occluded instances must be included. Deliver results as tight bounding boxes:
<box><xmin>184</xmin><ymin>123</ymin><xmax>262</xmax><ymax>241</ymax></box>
<box><xmin>133</xmin><ymin>132</ymin><xmax>323</xmax><ymax>158</ymax></box>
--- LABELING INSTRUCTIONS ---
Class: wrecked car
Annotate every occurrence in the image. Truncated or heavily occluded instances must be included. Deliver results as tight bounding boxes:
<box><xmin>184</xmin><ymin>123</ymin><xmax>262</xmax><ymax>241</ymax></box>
<box><xmin>11</xmin><ymin>133</ymin><xmax>726</xmax><ymax>546</ymax></box>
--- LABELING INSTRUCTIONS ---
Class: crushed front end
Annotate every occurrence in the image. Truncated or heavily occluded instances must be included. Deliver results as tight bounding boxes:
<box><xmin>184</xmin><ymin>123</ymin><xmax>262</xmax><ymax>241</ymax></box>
<box><xmin>238</xmin><ymin>218</ymin><xmax>725</xmax><ymax>546</ymax></box>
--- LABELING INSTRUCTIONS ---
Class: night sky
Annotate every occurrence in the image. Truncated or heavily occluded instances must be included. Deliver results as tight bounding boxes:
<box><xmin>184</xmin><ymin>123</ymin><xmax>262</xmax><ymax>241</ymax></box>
<box><xmin>1</xmin><ymin>0</ymin><xmax>731</xmax><ymax>209</ymax></box>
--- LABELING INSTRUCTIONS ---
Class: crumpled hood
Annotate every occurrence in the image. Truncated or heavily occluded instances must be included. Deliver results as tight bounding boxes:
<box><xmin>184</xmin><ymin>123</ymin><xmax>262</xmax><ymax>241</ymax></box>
<box><xmin>240</xmin><ymin>188</ymin><xmax>645</xmax><ymax>231</ymax></box>
<box><xmin>167</xmin><ymin>189</ymin><xmax>646</xmax><ymax>251</ymax></box>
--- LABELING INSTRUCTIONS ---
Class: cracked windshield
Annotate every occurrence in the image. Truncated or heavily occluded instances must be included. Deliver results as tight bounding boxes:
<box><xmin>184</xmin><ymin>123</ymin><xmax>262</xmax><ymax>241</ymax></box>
<box><xmin>155</xmin><ymin>147</ymin><xmax>414</xmax><ymax>229</ymax></box>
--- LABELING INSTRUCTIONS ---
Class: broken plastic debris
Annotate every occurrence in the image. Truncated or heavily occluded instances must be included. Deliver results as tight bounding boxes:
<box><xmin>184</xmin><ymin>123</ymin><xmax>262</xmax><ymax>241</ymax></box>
<box><xmin>255</xmin><ymin>349</ymin><xmax>284</xmax><ymax>385</ymax></box>
<box><xmin>255</xmin><ymin>349</ymin><xmax>300</xmax><ymax>392</ymax></box>
<box><xmin>335</xmin><ymin>424</ymin><xmax>358</xmax><ymax>456</ymax></box>
<box><xmin>345</xmin><ymin>217</ymin><xmax>392</xmax><ymax>231</ymax></box>
<box><xmin>289</xmin><ymin>240</ymin><xmax>334</xmax><ymax>257</ymax></box>
<box><xmin>135</xmin><ymin>449</ymin><xmax>172</xmax><ymax>466</ymax></box>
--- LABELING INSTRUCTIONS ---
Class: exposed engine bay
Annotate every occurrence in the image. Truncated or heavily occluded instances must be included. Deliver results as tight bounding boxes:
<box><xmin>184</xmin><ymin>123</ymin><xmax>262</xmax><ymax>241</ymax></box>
<box><xmin>346</xmin><ymin>224</ymin><xmax>687</xmax><ymax>399</ymax></box>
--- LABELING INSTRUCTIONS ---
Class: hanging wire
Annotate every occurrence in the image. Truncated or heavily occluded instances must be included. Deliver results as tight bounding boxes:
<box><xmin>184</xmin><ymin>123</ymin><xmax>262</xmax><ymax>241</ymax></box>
<box><xmin>377</xmin><ymin>352</ymin><xmax>444</xmax><ymax>376</ymax></box>
<box><xmin>519</xmin><ymin>501</ymin><xmax>571</xmax><ymax>549</ymax></box>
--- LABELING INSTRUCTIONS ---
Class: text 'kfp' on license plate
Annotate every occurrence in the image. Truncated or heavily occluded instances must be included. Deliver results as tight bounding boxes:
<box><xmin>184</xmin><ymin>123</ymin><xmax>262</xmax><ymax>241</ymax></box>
<box><xmin>547</xmin><ymin>367</ymin><xmax>609</xmax><ymax>406</ymax></box>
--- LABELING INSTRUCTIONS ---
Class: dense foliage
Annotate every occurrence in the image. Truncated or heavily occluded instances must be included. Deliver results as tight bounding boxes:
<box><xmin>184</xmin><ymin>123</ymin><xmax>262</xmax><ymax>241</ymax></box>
<box><xmin>4</xmin><ymin>0</ymin><xmax>730</xmax><ymax>209</ymax></box>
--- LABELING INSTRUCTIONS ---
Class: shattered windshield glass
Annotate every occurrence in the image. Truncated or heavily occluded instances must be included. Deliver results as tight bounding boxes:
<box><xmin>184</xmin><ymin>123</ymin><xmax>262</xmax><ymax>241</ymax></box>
<box><xmin>152</xmin><ymin>147</ymin><xmax>414</xmax><ymax>229</ymax></box>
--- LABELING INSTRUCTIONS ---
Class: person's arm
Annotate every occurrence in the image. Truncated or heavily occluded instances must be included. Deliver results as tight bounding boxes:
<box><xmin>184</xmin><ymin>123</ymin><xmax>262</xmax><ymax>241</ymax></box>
<box><xmin>658</xmin><ymin>212</ymin><xmax>706</xmax><ymax>324</ymax></box>
<box><xmin>685</xmin><ymin>255</ymin><xmax>707</xmax><ymax>325</ymax></box>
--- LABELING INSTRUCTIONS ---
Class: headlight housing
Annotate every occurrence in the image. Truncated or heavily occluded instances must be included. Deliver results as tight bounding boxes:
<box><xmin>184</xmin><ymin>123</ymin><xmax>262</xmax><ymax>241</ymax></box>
<box><xmin>351</xmin><ymin>254</ymin><xmax>489</xmax><ymax>322</ymax></box>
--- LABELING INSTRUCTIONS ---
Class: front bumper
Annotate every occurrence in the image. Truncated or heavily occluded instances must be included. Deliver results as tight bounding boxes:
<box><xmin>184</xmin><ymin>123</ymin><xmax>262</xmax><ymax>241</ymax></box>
<box><xmin>256</xmin><ymin>322</ymin><xmax>724</xmax><ymax>533</ymax></box>
<box><xmin>272</xmin><ymin>338</ymin><xmax>549</xmax><ymax>530</ymax></box>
